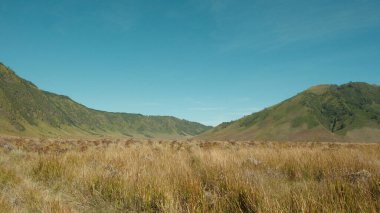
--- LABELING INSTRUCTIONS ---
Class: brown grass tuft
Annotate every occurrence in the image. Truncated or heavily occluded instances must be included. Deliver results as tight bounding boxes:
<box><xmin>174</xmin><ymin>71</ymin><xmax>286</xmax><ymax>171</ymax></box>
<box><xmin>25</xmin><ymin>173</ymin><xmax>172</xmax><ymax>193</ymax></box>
<box><xmin>0</xmin><ymin>137</ymin><xmax>380</xmax><ymax>212</ymax></box>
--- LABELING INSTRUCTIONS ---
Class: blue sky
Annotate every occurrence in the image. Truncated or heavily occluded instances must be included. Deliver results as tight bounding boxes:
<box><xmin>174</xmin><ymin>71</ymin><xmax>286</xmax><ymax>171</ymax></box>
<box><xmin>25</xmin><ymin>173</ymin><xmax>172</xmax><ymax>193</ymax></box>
<box><xmin>1</xmin><ymin>0</ymin><xmax>380</xmax><ymax>126</ymax></box>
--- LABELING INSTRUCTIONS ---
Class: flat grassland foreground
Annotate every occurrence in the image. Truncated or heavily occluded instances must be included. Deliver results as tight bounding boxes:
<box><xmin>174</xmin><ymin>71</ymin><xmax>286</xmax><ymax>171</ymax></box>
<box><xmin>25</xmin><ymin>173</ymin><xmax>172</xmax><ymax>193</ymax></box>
<box><xmin>0</xmin><ymin>136</ymin><xmax>380</xmax><ymax>212</ymax></box>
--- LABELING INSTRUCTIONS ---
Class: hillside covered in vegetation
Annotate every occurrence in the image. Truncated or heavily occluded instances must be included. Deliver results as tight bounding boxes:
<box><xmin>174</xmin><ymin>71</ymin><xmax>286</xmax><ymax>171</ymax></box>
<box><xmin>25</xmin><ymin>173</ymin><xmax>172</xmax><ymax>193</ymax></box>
<box><xmin>0</xmin><ymin>63</ymin><xmax>211</xmax><ymax>138</ymax></box>
<box><xmin>201</xmin><ymin>82</ymin><xmax>380</xmax><ymax>142</ymax></box>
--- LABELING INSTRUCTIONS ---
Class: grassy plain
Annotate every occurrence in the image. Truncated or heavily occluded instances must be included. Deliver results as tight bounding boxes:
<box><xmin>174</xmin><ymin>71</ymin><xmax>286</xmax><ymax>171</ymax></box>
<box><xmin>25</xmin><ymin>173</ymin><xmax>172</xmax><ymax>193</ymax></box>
<box><xmin>0</xmin><ymin>136</ymin><xmax>379</xmax><ymax>212</ymax></box>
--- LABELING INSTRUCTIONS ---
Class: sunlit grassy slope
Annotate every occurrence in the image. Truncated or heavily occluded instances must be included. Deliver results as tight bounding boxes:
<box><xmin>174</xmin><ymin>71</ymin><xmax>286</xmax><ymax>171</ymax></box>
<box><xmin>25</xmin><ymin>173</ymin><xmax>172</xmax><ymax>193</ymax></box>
<box><xmin>201</xmin><ymin>82</ymin><xmax>380</xmax><ymax>142</ymax></box>
<box><xmin>0</xmin><ymin>137</ymin><xmax>379</xmax><ymax>212</ymax></box>
<box><xmin>0</xmin><ymin>63</ymin><xmax>211</xmax><ymax>138</ymax></box>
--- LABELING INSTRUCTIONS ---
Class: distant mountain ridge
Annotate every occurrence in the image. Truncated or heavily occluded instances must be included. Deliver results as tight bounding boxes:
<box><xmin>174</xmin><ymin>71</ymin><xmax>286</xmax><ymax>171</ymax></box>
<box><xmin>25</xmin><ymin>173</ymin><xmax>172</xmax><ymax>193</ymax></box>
<box><xmin>200</xmin><ymin>82</ymin><xmax>380</xmax><ymax>142</ymax></box>
<box><xmin>0</xmin><ymin>63</ymin><xmax>211</xmax><ymax>138</ymax></box>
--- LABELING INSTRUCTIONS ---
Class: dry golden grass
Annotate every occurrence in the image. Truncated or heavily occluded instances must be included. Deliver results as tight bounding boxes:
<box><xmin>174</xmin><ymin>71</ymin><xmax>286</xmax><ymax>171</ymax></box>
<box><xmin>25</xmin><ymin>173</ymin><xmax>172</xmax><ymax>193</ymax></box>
<box><xmin>0</xmin><ymin>136</ymin><xmax>380</xmax><ymax>212</ymax></box>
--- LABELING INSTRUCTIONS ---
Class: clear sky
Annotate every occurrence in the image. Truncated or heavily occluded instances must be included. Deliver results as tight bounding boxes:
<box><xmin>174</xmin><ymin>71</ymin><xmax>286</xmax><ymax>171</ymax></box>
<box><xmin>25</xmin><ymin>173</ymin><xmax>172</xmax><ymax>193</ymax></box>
<box><xmin>1</xmin><ymin>0</ymin><xmax>380</xmax><ymax>126</ymax></box>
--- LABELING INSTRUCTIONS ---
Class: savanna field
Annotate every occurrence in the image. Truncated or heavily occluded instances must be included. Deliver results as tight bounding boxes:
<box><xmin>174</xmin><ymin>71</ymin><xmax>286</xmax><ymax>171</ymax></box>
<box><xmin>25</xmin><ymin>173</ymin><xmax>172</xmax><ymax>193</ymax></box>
<box><xmin>0</xmin><ymin>136</ymin><xmax>379</xmax><ymax>212</ymax></box>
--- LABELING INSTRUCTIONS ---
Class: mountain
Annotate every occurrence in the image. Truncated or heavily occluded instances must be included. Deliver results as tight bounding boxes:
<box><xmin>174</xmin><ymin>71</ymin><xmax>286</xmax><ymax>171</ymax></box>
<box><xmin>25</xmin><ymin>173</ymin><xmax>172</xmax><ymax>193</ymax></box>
<box><xmin>0</xmin><ymin>63</ymin><xmax>211</xmax><ymax>138</ymax></box>
<box><xmin>200</xmin><ymin>82</ymin><xmax>380</xmax><ymax>142</ymax></box>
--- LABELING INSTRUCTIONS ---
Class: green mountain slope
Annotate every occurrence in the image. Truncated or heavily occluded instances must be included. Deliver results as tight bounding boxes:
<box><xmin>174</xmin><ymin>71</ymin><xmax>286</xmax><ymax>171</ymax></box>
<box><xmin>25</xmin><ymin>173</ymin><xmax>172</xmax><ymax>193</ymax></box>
<box><xmin>0</xmin><ymin>63</ymin><xmax>211</xmax><ymax>138</ymax></box>
<box><xmin>200</xmin><ymin>82</ymin><xmax>380</xmax><ymax>142</ymax></box>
